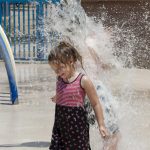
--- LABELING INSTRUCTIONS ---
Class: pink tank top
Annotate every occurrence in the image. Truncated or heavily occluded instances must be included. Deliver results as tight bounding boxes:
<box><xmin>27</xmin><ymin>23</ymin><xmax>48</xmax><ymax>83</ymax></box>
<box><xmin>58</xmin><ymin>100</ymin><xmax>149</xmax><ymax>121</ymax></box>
<box><xmin>56</xmin><ymin>73</ymin><xmax>85</xmax><ymax>107</ymax></box>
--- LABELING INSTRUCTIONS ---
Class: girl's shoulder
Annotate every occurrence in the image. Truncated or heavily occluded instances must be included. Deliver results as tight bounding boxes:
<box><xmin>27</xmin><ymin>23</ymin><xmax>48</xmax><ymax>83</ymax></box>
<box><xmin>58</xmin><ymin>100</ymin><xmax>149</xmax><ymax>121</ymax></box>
<box><xmin>80</xmin><ymin>75</ymin><xmax>93</xmax><ymax>89</ymax></box>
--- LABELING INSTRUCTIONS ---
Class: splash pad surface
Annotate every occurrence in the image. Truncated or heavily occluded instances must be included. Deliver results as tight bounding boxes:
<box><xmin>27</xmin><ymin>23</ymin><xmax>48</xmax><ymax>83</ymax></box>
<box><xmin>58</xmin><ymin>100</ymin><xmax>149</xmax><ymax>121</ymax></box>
<box><xmin>0</xmin><ymin>63</ymin><xmax>150</xmax><ymax>150</ymax></box>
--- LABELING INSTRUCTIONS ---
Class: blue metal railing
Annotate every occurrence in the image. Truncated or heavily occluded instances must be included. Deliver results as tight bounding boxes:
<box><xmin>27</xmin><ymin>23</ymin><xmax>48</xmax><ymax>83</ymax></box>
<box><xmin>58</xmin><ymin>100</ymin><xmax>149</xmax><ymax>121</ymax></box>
<box><xmin>0</xmin><ymin>0</ymin><xmax>60</xmax><ymax>4</ymax></box>
<box><xmin>0</xmin><ymin>0</ymin><xmax>60</xmax><ymax>61</ymax></box>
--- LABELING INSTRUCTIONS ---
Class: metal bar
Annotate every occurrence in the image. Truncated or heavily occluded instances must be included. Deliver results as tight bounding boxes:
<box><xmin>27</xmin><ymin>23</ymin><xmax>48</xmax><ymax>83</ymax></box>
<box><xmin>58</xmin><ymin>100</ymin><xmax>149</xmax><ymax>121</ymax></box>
<box><xmin>4</xmin><ymin>2</ymin><xmax>7</xmax><ymax>31</ymax></box>
<box><xmin>45</xmin><ymin>3</ymin><xmax>48</xmax><ymax>54</ymax></box>
<box><xmin>23</xmin><ymin>3</ymin><xmax>26</xmax><ymax>59</ymax></box>
<box><xmin>13</xmin><ymin>4</ymin><xmax>16</xmax><ymax>58</ymax></box>
<box><xmin>36</xmin><ymin>3</ymin><xmax>39</xmax><ymax>59</ymax></box>
<box><xmin>45</xmin><ymin>3</ymin><xmax>48</xmax><ymax>18</ymax></box>
<box><xmin>40</xmin><ymin>2</ymin><xmax>44</xmax><ymax>59</ymax></box>
<box><xmin>0</xmin><ymin>4</ymin><xmax>2</xmax><ymax>25</ymax></box>
<box><xmin>33</xmin><ymin>45</ymin><xmax>35</xmax><ymax>58</ymax></box>
<box><xmin>32</xmin><ymin>4</ymin><xmax>35</xmax><ymax>35</ymax></box>
<box><xmin>18</xmin><ymin>3</ymin><xmax>21</xmax><ymax>58</ymax></box>
<box><xmin>8</xmin><ymin>4</ymin><xmax>11</xmax><ymax>37</ymax></box>
<box><xmin>1</xmin><ymin>3</ymin><xmax>4</xmax><ymax>27</ymax></box>
<box><xmin>28</xmin><ymin>3</ymin><xmax>30</xmax><ymax>58</ymax></box>
<box><xmin>0</xmin><ymin>26</ymin><xmax>19</xmax><ymax>104</ymax></box>
<box><xmin>32</xmin><ymin>4</ymin><xmax>35</xmax><ymax>58</ymax></box>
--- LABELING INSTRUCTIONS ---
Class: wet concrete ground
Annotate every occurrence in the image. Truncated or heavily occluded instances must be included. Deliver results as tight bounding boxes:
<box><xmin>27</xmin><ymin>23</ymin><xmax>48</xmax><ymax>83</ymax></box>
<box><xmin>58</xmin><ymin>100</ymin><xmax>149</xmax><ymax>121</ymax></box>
<box><xmin>0</xmin><ymin>62</ymin><xmax>150</xmax><ymax>150</ymax></box>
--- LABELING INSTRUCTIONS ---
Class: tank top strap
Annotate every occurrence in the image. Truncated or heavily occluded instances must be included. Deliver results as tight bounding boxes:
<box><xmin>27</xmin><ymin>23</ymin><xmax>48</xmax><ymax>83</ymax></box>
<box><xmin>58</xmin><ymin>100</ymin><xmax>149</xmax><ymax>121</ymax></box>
<box><xmin>76</xmin><ymin>73</ymin><xmax>85</xmax><ymax>88</ymax></box>
<box><xmin>57</xmin><ymin>73</ymin><xmax>85</xmax><ymax>85</ymax></box>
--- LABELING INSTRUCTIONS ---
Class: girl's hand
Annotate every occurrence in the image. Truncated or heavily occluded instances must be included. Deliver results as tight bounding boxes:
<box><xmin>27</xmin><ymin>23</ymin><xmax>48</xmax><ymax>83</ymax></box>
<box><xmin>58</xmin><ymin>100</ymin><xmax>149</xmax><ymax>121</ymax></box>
<box><xmin>51</xmin><ymin>95</ymin><xmax>56</xmax><ymax>103</ymax></box>
<box><xmin>99</xmin><ymin>125</ymin><xmax>109</xmax><ymax>139</ymax></box>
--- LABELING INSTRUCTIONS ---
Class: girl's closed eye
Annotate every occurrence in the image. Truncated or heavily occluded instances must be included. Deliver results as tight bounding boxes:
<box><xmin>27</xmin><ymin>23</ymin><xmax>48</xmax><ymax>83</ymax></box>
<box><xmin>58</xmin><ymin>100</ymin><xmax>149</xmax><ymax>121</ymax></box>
<box><xmin>50</xmin><ymin>63</ymin><xmax>65</xmax><ymax>74</ymax></box>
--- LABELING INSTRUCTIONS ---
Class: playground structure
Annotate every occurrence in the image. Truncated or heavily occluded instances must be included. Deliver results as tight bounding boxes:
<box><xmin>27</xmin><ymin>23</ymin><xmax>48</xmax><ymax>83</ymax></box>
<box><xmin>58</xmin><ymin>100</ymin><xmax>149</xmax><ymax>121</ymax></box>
<box><xmin>0</xmin><ymin>0</ymin><xmax>60</xmax><ymax>104</ymax></box>
<box><xmin>0</xmin><ymin>0</ymin><xmax>60</xmax><ymax>61</ymax></box>
<box><xmin>0</xmin><ymin>25</ymin><xmax>18</xmax><ymax>104</ymax></box>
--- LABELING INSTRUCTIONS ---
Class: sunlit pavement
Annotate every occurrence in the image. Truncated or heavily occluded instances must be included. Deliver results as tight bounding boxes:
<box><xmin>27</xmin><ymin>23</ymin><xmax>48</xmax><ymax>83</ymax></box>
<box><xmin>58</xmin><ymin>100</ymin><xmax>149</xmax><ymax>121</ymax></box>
<box><xmin>0</xmin><ymin>62</ymin><xmax>150</xmax><ymax>150</ymax></box>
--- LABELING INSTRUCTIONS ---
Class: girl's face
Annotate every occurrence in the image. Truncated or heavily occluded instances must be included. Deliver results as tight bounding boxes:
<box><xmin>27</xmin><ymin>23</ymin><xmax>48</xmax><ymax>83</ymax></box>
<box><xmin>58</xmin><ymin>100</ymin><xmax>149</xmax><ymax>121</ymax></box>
<box><xmin>50</xmin><ymin>62</ymin><xmax>74</xmax><ymax>80</ymax></box>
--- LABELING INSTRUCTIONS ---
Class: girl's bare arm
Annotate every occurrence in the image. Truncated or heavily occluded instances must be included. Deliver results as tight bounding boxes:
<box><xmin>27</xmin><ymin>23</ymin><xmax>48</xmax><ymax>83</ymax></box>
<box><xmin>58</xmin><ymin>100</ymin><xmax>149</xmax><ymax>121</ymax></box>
<box><xmin>81</xmin><ymin>76</ymin><xmax>108</xmax><ymax>137</ymax></box>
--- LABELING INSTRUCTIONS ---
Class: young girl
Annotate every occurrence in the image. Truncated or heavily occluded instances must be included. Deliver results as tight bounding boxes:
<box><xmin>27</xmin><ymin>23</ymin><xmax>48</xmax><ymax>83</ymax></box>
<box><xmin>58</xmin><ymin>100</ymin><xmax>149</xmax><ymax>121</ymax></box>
<box><xmin>48</xmin><ymin>41</ymin><xmax>108</xmax><ymax>149</ymax></box>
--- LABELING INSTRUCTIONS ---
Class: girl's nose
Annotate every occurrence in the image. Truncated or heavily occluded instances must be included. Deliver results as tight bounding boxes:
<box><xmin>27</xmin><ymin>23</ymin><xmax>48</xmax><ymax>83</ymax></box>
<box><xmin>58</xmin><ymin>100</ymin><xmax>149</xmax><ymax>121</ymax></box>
<box><xmin>55</xmin><ymin>69</ymin><xmax>62</xmax><ymax>76</ymax></box>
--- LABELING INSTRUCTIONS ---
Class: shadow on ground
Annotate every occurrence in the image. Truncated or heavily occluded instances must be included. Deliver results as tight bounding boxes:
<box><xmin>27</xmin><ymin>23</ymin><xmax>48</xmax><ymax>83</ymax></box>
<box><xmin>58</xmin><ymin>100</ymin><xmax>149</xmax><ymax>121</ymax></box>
<box><xmin>0</xmin><ymin>141</ymin><xmax>50</xmax><ymax>148</ymax></box>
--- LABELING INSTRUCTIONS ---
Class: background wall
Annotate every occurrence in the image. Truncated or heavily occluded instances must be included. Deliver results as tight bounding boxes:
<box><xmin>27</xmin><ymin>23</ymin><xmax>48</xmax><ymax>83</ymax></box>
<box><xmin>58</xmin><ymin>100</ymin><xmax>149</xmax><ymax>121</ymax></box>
<box><xmin>81</xmin><ymin>0</ymin><xmax>150</xmax><ymax>68</ymax></box>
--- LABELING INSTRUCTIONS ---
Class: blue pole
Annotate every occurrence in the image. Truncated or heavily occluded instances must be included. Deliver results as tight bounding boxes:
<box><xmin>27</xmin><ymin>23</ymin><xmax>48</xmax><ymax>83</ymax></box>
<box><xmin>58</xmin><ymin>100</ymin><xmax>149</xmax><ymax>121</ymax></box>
<box><xmin>4</xmin><ymin>2</ymin><xmax>7</xmax><ymax>32</ymax></box>
<box><xmin>32</xmin><ymin>6</ymin><xmax>34</xmax><ymax>31</ymax></box>
<box><xmin>45</xmin><ymin>4</ymin><xmax>48</xmax><ymax>54</ymax></box>
<box><xmin>13</xmin><ymin>4</ymin><xmax>16</xmax><ymax>58</ymax></box>
<box><xmin>36</xmin><ymin>3</ymin><xmax>39</xmax><ymax>59</ymax></box>
<box><xmin>0</xmin><ymin>25</ymin><xmax>18</xmax><ymax>104</ymax></box>
<box><xmin>8</xmin><ymin>4</ymin><xmax>11</xmax><ymax>37</ymax></box>
<box><xmin>36</xmin><ymin>2</ymin><xmax>45</xmax><ymax>60</ymax></box>
<box><xmin>0</xmin><ymin>37</ymin><xmax>18</xmax><ymax>104</ymax></box>
<box><xmin>39</xmin><ymin>2</ymin><xmax>44</xmax><ymax>59</ymax></box>
<box><xmin>32</xmin><ymin>4</ymin><xmax>35</xmax><ymax>58</ymax></box>
<box><xmin>18</xmin><ymin>3</ymin><xmax>21</xmax><ymax>58</ymax></box>
<box><xmin>23</xmin><ymin>4</ymin><xmax>26</xmax><ymax>59</ymax></box>
<box><xmin>0</xmin><ymin>4</ymin><xmax>2</xmax><ymax>25</ymax></box>
<box><xmin>28</xmin><ymin>3</ymin><xmax>30</xmax><ymax>58</ymax></box>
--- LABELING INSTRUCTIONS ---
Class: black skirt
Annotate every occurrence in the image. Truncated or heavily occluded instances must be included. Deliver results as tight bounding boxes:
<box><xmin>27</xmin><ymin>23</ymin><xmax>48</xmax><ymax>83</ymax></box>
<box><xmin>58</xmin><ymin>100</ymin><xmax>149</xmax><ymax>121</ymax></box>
<box><xmin>49</xmin><ymin>104</ymin><xmax>91</xmax><ymax>150</ymax></box>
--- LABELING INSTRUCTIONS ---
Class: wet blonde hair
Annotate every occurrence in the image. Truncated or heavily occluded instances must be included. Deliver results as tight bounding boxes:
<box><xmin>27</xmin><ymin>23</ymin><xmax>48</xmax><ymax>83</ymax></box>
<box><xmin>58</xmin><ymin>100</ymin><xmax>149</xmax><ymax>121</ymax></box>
<box><xmin>48</xmin><ymin>41</ymin><xmax>84</xmax><ymax>69</ymax></box>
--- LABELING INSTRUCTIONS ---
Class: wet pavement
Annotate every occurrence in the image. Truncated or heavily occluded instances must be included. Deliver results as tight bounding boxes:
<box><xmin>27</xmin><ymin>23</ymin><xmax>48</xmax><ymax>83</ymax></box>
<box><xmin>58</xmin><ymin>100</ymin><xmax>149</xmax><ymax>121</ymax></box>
<box><xmin>0</xmin><ymin>62</ymin><xmax>150</xmax><ymax>150</ymax></box>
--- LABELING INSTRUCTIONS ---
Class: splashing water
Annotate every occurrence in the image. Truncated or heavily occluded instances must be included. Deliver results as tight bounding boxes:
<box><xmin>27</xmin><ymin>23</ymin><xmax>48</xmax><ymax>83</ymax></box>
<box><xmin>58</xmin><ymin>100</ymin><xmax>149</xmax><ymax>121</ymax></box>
<box><xmin>44</xmin><ymin>0</ymin><xmax>120</xmax><ymax>77</ymax></box>
<box><xmin>41</xmin><ymin>0</ymin><xmax>150</xmax><ymax>149</ymax></box>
